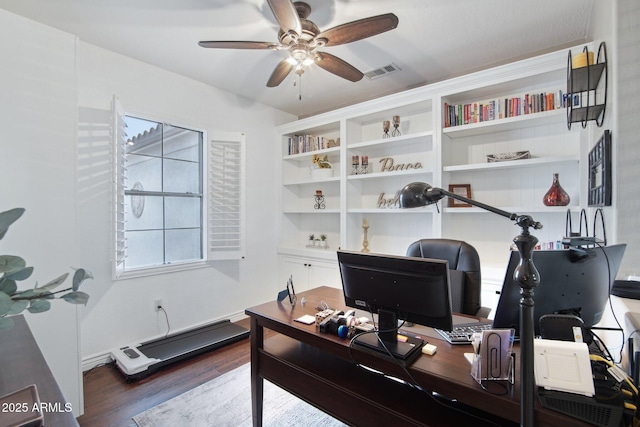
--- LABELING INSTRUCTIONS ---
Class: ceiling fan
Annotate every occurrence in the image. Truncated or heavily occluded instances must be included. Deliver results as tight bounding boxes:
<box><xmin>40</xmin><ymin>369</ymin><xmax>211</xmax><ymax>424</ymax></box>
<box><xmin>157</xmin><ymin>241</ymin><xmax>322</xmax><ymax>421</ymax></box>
<box><xmin>198</xmin><ymin>0</ymin><xmax>399</xmax><ymax>88</ymax></box>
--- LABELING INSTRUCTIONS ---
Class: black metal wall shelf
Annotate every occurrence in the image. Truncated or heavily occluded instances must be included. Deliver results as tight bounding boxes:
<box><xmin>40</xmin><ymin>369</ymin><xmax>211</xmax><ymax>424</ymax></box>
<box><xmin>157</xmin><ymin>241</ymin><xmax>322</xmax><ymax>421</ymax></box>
<box><xmin>566</xmin><ymin>42</ymin><xmax>607</xmax><ymax>129</ymax></box>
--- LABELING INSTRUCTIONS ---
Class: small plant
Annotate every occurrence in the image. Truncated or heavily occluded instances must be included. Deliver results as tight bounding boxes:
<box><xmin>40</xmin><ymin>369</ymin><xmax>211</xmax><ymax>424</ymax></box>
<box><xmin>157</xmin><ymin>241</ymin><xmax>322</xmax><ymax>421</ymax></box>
<box><xmin>0</xmin><ymin>208</ymin><xmax>93</xmax><ymax>330</ymax></box>
<box><xmin>308</xmin><ymin>233</ymin><xmax>315</xmax><ymax>241</ymax></box>
<box><xmin>320</xmin><ymin>234</ymin><xmax>327</xmax><ymax>241</ymax></box>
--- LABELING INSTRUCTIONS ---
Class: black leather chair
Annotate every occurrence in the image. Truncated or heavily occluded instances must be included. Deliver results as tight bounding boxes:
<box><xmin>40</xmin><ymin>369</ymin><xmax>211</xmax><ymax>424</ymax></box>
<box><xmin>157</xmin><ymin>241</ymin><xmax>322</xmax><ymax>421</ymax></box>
<box><xmin>406</xmin><ymin>238</ymin><xmax>490</xmax><ymax>318</ymax></box>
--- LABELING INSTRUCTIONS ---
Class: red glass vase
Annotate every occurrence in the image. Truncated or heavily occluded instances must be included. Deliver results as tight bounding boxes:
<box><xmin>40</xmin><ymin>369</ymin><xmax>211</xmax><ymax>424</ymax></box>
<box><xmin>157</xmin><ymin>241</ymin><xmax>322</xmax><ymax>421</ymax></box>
<box><xmin>543</xmin><ymin>173</ymin><xmax>570</xmax><ymax>206</ymax></box>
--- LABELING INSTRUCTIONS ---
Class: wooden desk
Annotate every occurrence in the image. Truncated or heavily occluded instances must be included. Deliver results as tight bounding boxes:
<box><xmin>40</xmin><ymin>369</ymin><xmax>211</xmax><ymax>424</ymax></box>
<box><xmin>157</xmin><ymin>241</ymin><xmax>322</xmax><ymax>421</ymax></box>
<box><xmin>0</xmin><ymin>315</ymin><xmax>79</xmax><ymax>426</ymax></box>
<box><xmin>245</xmin><ymin>286</ymin><xmax>591</xmax><ymax>427</ymax></box>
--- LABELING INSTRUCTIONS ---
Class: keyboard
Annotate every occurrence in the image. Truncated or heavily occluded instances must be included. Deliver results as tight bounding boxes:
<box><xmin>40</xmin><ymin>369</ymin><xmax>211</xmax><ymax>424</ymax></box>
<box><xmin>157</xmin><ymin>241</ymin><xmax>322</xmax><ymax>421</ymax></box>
<box><xmin>435</xmin><ymin>321</ymin><xmax>494</xmax><ymax>344</ymax></box>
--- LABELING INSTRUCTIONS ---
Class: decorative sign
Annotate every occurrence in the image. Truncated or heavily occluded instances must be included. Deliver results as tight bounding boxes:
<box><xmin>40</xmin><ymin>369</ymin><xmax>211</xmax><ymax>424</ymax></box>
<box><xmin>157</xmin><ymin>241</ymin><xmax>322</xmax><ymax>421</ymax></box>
<box><xmin>378</xmin><ymin>191</ymin><xmax>401</xmax><ymax>208</ymax></box>
<box><xmin>379</xmin><ymin>157</ymin><xmax>423</xmax><ymax>173</ymax></box>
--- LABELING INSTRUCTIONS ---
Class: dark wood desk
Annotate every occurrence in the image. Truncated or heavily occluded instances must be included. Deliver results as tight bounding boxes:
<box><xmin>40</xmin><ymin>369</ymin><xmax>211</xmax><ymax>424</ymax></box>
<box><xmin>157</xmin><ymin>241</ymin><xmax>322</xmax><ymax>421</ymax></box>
<box><xmin>0</xmin><ymin>315</ymin><xmax>79</xmax><ymax>427</ymax></box>
<box><xmin>245</xmin><ymin>286</ymin><xmax>591</xmax><ymax>427</ymax></box>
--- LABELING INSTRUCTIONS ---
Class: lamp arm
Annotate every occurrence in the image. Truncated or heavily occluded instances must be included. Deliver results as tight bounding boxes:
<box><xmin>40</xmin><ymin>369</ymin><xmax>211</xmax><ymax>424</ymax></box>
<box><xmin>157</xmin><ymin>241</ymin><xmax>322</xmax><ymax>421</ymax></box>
<box><xmin>435</xmin><ymin>188</ymin><xmax>517</xmax><ymax>220</ymax></box>
<box><xmin>434</xmin><ymin>188</ymin><xmax>543</xmax><ymax>231</ymax></box>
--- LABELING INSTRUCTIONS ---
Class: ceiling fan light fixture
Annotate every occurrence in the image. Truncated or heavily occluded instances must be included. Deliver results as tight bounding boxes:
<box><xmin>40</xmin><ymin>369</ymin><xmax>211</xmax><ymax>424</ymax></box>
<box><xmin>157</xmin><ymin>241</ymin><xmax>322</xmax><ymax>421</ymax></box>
<box><xmin>199</xmin><ymin>0</ymin><xmax>398</xmax><ymax>91</ymax></box>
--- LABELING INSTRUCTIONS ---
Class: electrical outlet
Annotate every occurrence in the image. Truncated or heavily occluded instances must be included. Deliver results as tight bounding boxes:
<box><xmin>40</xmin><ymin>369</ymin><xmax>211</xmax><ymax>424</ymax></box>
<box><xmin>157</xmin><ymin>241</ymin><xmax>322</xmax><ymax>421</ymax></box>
<box><xmin>154</xmin><ymin>299</ymin><xmax>163</xmax><ymax>311</ymax></box>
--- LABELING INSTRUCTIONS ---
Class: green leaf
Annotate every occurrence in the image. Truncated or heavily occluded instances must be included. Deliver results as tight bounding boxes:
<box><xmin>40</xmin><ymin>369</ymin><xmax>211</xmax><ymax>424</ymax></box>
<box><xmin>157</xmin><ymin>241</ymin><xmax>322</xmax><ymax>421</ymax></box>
<box><xmin>0</xmin><ymin>292</ymin><xmax>12</xmax><ymax>316</ymax></box>
<box><xmin>0</xmin><ymin>317</ymin><xmax>15</xmax><ymax>330</ymax></box>
<box><xmin>37</xmin><ymin>273</ymin><xmax>69</xmax><ymax>292</ymax></box>
<box><xmin>0</xmin><ymin>208</ymin><xmax>25</xmax><ymax>241</ymax></box>
<box><xmin>27</xmin><ymin>299</ymin><xmax>51</xmax><ymax>314</ymax></box>
<box><xmin>61</xmin><ymin>291</ymin><xmax>90</xmax><ymax>306</ymax></box>
<box><xmin>7</xmin><ymin>300</ymin><xmax>28</xmax><ymax>315</ymax></box>
<box><xmin>0</xmin><ymin>255</ymin><xmax>26</xmax><ymax>274</ymax></box>
<box><xmin>0</xmin><ymin>279</ymin><xmax>17</xmax><ymax>296</ymax></box>
<box><xmin>72</xmin><ymin>268</ymin><xmax>93</xmax><ymax>291</ymax></box>
<box><xmin>5</xmin><ymin>266</ymin><xmax>34</xmax><ymax>281</ymax></box>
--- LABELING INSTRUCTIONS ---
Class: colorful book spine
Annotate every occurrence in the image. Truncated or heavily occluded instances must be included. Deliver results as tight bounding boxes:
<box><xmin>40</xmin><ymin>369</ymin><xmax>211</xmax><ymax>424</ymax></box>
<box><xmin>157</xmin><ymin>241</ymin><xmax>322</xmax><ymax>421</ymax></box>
<box><xmin>443</xmin><ymin>88</ymin><xmax>565</xmax><ymax>128</ymax></box>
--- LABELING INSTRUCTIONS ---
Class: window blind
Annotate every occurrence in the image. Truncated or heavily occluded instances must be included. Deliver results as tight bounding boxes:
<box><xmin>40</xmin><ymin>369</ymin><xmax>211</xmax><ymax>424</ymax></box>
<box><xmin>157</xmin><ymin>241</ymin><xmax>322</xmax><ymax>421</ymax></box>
<box><xmin>207</xmin><ymin>132</ymin><xmax>246</xmax><ymax>260</ymax></box>
<box><xmin>112</xmin><ymin>96</ymin><xmax>127</xmax><ymax>278</ymax></box>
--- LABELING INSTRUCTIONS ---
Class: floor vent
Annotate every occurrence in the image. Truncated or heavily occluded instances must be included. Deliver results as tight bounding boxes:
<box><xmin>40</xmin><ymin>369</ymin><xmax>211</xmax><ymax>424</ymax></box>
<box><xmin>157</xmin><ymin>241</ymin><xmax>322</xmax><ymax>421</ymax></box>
<box><xmin>364</xmin><ymin>63</ymin><xmax>401</xmax><ymax>80</ymax></box>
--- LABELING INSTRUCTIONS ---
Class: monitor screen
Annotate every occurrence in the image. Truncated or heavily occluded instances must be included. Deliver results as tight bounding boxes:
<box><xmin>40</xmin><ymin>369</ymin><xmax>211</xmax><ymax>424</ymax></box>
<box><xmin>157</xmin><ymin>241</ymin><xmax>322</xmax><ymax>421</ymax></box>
<box><xmin>337</xmin><ymin>250</ymin><xmax>453</xmax><ymax>332</ymax></box>
<box><xmin>492</xmin><ymin>244</ymin><xmax>626</xmax><ymax>337</ymax></box>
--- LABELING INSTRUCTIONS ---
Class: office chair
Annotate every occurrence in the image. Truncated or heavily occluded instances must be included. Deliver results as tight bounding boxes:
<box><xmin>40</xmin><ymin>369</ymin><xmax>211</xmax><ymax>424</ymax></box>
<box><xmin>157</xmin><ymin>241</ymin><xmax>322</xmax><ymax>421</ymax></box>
<box><xmin>406</xmin><ymin>238</ymin><xmax>490</xmax><ymax>318</ymax></box>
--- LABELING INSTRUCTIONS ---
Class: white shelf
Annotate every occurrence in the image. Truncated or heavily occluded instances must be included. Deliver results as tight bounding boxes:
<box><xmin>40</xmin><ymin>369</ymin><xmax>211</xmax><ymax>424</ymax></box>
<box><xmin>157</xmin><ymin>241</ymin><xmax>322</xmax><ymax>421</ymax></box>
<box><xmin>348</xmin><ymin>130</ymin><xmax>433</xmax><ymax>150</ymax></box>
<box><xmin>283</xmin><ymin>176</ymin><xmax>340</xmax><ymax>186</ymax></box>
<box><xmin>347</xmin><ymin>207</ymin><xmax>433</xmax><ymax>214</ymax></box>
<box><xmin>283</xmin><ymin>146</ymin><xmax>341</xmax><ymax>162</ymax></box>
<box><xmin>347</xmin><ymin>168</ymin><xmax>432</xmax><ymax>181</ymax></box>
<box><xmin>277</xmin><ymin>246</ymin><xmax>338</xmax><ymax>261</ymax></box>
<box><xmin>282</xmin><ymin>209</ymin><xmax>340</xmax><ymax>214</ymax></box>
<box><xmin>443</xmin><ymin>155</ymin><xmax>579</xmax><ymax>172</ymax></box>
<box><xmin>442</xmin><ymin>109</ymin><xmax>565</xmax><ymax>138</ymax></box>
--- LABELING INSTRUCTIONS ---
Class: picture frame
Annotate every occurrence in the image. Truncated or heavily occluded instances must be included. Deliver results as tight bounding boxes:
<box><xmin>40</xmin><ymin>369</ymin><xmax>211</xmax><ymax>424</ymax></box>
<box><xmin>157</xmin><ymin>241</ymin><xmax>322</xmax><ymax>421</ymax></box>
<box><xmin>448</xmin><ymin>184</ymin><xmax>472</xmax><ymax>207</ymax></box>
<box><xmin>588</xmin><ymin>130</ymin><xmax>611</xmax><ymax>207</ymax></box>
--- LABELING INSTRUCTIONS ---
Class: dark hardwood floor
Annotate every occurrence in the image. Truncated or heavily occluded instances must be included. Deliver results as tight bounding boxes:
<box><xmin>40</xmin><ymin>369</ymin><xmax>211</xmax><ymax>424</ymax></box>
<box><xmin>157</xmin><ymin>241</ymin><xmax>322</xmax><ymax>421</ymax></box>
<box><xmin>77</xmin><ymin>318</ymin><xmax>269</xmax><ymax>427</ymax></box>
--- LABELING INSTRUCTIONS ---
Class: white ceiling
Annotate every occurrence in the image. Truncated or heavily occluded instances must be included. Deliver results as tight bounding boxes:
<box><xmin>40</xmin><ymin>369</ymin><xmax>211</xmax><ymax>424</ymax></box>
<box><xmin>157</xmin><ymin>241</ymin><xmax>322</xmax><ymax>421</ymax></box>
<box><xmin>0</xmin><ymin>0</ymin><xmax>595</xmax><ymax>118</ymax></box>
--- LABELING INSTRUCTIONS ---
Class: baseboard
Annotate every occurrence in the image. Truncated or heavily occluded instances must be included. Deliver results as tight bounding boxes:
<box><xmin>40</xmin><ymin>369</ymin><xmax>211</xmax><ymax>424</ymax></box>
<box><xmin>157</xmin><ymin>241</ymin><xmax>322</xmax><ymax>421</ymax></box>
<box><xmin>81</xmin><ymin>311</ymin><xmax>248</xmax><ymax>372</ymax></box>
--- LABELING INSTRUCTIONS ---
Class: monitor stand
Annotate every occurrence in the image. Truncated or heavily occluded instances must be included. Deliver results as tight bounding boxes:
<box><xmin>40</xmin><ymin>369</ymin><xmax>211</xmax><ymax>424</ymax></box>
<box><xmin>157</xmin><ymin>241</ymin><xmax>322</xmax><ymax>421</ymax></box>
<box><xmin>352</xmin><ymin>309</ymin><xmax>424</xmax><ymax>365</ymax></box>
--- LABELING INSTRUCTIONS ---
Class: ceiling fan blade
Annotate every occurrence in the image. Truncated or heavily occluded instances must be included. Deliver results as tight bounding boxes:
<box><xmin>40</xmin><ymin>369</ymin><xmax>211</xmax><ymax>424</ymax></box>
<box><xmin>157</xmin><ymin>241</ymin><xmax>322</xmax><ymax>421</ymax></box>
<box><xmin>267</xmin><ymin>59</ymin><xmax>294</xmax><ymax>87</ymax></box>
<box><xmin>314</xmin><ymin>52</ymin><xmax>363</xmax><ymax>82</ymax></box>
<box><xmin>198</xmin><ymin>41</ymin><xmax>280</xmax><ymax>49</ymax></box>
<box><xmin>317</xmin><ymin>13</ymin><xmax>399</xmax><ymax>47</ymax></box>
<box><xmin>267</xmin><ymin>0</ymin><xmax>302</xmax><ymax>35</ymax></box>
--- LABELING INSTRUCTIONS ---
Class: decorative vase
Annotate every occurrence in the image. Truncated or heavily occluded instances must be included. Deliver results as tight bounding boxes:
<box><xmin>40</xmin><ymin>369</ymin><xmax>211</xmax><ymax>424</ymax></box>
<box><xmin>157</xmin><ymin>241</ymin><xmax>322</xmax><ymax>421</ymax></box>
<box><xmin>543</xmin><ymin>173</ymin><xmax>570</xmax><ymax>206</ymax></box>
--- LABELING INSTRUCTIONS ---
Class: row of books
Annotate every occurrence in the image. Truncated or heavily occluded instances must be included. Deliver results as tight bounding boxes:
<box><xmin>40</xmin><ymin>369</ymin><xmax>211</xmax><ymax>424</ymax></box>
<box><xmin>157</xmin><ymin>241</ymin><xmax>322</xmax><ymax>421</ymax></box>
<box><xmin>443</xmin><ymin>90</ymin><xmax>567</xmax><ymax>128</ymax></box>
<box><xmin>287</xmin><ymin>135</ymin><xmax>333</xmax><ymax>155</ymax></box>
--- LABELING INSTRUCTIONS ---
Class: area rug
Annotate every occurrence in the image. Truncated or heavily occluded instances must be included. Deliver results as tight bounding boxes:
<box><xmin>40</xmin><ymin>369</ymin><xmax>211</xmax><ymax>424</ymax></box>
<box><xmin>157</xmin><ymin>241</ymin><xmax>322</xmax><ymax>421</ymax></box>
<box><xmin>132</xmin><ymin>363</ymin><xmax>347</xmax><ymax>427</ymax></box>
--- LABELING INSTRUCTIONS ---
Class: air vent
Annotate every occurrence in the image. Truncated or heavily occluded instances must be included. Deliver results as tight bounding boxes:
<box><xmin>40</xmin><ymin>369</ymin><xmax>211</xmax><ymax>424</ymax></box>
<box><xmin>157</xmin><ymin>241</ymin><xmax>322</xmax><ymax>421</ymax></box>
<box><xmin>364</xmin><ymin>63</ymin><xmax>401</xmax><ymax>80</ymax></box>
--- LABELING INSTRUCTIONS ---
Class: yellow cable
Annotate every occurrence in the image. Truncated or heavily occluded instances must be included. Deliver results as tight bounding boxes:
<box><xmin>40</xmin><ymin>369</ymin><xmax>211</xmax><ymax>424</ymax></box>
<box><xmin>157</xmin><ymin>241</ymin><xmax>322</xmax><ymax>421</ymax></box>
<box><xmin>590</xmin><ymin>354</ymin><xmax>639</xmax><ymax>395</ymax></box>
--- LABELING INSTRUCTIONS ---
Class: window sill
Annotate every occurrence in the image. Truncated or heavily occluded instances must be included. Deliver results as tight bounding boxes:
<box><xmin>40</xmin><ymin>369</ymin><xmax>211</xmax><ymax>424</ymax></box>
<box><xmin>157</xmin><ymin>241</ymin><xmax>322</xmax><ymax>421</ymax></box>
<box><xmin>116</xmin><ymin>260</ymin><xmax>210</xmax><ymax>280</ymax></box>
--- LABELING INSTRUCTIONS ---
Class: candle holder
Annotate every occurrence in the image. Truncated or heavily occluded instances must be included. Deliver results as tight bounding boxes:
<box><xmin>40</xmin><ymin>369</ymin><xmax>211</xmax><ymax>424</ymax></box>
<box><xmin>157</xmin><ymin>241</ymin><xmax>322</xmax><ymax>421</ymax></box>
<box><xmin>360</xmin><ymin>155</ymin><xmax>369</xmax><ymax>174</ymax></box>
<box><xmin>382</xmin><ymin>120</ymin><xmax>390</xmax><ymax>138</ymax></box>
<box><xmin>352</xmin><ymin>155</ymin><xmax>360</xmax><ymax>175</ymax></box>
<box><xmin>314</xmin><ymin>190</ymin><xmax>325</xmax><ymax>209</ymax></box>
<box><xmin>392</xmin><ymin>115</ymin><xmax>401</xmax><ymax>137</ymax></box>
<box><xmin>361</xmin><ymin>224</ymin><xmax>370</xmax><ymax>253</ymax></box>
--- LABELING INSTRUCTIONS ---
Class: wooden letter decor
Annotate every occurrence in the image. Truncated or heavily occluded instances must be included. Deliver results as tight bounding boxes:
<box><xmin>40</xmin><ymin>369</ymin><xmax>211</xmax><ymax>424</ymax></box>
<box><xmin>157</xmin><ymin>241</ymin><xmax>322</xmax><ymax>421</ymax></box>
<box><xmin>378</xmin><ymin>191</ymin><xmax>401</xmax><ymax>208</ymax></box>
<box><xmin>379</xmin><ymin>157</ymin><xmax>423</xmax><ymax>173</ymax></box>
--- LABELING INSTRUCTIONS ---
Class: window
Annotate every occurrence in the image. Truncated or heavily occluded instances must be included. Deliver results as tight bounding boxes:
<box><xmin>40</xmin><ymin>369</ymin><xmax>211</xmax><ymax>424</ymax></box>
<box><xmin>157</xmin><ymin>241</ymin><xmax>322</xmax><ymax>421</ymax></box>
<box><xmin>122</xmin><ymin>115</ymin><xmax>204</xmax><ymax>272</ymax></box>
<box><xmin>112</xmin><ymin>98</ymin><xmax>246</xmax><ymax>279</ymax></box>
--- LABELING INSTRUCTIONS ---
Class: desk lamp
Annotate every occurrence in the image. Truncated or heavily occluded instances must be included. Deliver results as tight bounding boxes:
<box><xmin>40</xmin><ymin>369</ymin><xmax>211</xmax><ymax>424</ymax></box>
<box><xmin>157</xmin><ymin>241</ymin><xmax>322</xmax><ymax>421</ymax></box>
<box><xmin>399</xmin><ymin>181</ymin><xmax>542</xmax><ymax>427</ymax></box>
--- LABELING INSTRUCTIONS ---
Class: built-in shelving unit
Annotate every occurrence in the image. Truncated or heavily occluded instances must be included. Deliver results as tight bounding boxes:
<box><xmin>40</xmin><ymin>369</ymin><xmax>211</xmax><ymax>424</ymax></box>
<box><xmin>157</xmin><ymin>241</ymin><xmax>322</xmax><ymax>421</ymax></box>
<box><xmin>277</xmin><ymin>43</ymin><xmax>599</xmax><ymax>302</ymax></box>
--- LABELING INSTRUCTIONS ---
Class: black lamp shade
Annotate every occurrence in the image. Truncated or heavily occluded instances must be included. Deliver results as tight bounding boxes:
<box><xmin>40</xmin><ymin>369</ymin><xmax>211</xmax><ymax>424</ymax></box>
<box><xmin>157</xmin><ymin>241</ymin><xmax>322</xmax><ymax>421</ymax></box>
<box><xmin>399</xmin><ymin>182</ymin><xmax>434</xmax><ymax>208</ymax></box>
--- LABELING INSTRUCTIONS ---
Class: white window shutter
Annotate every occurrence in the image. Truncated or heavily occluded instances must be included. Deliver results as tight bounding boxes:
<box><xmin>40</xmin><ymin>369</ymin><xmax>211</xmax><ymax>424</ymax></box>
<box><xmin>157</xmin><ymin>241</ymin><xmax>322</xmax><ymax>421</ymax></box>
<box><xmin>207</xmin><ymin>131</ymin><xmax>246</xmax><ymax>260</ymax></box>
<box><xmin>112</xmin><ymin>96</ymin><xmax>127</xmax><ymax>278</ymax></box>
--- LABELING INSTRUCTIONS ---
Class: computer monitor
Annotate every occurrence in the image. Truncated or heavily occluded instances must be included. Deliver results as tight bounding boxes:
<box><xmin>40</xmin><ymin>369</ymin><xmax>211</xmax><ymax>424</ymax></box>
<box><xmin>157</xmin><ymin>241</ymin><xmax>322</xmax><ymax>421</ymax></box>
<box><xmin>492</xmin><ymin>244</ymin><xmax>626</xmax><ymax>337</ymax></box>
<box><xmin>337</xmin><ymin>250</ymin><xmax>453</xmax><ymax>347</ymax></box>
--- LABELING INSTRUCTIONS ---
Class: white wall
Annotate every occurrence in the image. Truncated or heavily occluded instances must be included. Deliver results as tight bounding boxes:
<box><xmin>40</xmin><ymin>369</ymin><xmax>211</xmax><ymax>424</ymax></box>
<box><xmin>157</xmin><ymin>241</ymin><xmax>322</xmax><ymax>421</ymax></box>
<box><xmin>0</xmin><ymin>9</ymin><xmax>83</xmax><ymax>416</ymax></box>
<box><xmin>76</xmin><ymin>41</ymin><xmax>296</xmax><ymax>362</ymax></box>
<box><xmin>612</xmin><ymin>0</ymin><xmax>640</xmax><ymax>278</ymax></box>
<box><xmin>1</xmin><ymin>7</ymin><xmax>296</xmax><ymax>417</ymax></box>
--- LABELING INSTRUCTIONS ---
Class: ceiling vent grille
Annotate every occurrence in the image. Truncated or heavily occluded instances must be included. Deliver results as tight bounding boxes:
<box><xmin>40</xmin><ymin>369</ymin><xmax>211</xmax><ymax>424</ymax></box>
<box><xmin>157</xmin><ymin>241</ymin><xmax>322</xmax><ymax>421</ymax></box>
<box><xmin>364</xmin><ymin>63</ymin><xmax>401</xmax><ymax>80</ymax></box>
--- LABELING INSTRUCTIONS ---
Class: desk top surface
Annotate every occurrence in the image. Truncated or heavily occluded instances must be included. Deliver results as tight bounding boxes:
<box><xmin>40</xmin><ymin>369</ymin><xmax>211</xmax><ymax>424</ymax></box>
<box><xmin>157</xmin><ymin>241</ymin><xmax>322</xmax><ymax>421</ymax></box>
<box><xmin>246</xmin><ymin>286</ymin><xmax>591</xmax><ymax>427</ymax></box>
